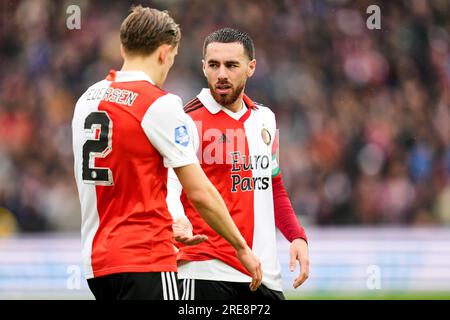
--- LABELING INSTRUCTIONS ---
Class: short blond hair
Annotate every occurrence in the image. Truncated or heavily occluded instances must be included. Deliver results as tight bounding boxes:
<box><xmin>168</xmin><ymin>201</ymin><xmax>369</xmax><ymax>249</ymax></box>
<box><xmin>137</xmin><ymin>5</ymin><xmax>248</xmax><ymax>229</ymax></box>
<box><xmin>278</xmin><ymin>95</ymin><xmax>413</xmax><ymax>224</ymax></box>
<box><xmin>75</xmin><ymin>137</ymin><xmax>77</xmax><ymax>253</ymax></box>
<box><xmin>120</xmin><ymin>5</ymin><xmax>180</xmax><ymax>56</ymax></box>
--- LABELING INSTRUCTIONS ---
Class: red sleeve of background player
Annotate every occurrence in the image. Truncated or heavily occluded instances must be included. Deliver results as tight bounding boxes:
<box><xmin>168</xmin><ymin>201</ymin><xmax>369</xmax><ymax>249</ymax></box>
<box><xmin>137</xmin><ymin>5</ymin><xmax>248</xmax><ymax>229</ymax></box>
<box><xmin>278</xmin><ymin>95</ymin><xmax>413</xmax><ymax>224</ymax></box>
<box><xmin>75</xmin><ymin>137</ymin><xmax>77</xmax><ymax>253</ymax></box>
<box><xmin>271</xmin><ymin>130</ymin><xmax>307</xmax><ymax>243</ymax></box>
<box><xmin>272</xmin><ymin>173</ymin><xmax>308</xmax><ymax>243</ymax></box>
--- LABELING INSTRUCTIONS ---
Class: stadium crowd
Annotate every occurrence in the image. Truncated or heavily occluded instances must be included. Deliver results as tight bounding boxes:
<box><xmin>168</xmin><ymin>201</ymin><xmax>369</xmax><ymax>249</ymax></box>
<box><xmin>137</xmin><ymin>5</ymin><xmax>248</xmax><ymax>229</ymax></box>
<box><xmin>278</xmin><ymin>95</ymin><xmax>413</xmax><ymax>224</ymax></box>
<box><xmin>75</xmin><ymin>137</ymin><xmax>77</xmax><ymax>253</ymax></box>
<box><xmin>0</xmin><ymin>0</ymin><xmax>449</xmax><ymax>233</ymax></box>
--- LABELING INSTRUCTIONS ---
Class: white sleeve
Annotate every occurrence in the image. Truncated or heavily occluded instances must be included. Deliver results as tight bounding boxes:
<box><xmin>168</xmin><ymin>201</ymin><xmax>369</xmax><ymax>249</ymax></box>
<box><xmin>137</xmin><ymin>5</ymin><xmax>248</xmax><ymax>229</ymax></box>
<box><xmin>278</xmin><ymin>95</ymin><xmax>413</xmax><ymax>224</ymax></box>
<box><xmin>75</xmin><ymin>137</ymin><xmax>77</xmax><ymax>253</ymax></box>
<box><xmin>166</xmin><ymin>168</ymin><xmax>186</xmax><ymax>219</ymax></box>
<box><xmin>141</xmin><ymin>93</ymin><xmax>199</xmax><ymax>168</ymax></box>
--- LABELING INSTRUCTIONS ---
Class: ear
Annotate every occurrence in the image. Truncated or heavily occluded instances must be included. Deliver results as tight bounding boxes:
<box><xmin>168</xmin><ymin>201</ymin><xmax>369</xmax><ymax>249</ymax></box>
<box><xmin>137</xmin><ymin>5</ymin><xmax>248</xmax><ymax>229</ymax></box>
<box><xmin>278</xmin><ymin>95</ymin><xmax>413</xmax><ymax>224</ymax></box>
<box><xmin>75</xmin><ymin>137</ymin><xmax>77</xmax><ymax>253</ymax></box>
<box><xmin>202</xmin><ymin>59</ymin><xmax>207</xmax><ymax>77</ymax></box>
<box><xmin>247</xmin><ymin>59</ymin><xmax>256</xmax><ymax>78</ymax></box>
<box><xmin>119</xmin><ymin>44</ymin><xmax>126</xmax><ymax>60</ymax></box>
<box><xmin>158</xmin><ymin>44</ymin><xmax>172</xmax><ymax>64</ymax></box>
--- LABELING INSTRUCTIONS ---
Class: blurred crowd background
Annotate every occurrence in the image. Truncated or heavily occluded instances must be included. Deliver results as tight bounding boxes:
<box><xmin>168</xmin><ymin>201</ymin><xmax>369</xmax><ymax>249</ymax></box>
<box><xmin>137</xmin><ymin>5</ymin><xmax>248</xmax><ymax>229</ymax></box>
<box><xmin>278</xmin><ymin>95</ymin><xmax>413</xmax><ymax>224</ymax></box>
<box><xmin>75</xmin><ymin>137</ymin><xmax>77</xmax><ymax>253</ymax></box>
<box><xmin>0</xmin><ymin>0</ymin><xmax>449</xmax><ymax>234</ymax></box>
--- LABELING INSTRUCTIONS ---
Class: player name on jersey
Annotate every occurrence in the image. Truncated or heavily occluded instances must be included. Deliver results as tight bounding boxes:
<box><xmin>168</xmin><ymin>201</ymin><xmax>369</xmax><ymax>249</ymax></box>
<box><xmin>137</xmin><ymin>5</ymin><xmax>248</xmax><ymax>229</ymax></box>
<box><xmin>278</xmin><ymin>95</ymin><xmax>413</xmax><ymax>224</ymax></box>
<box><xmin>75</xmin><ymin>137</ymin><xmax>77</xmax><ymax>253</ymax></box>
<box><xmin>84</xmin><ymin>87</ymin><xmax>139</xmax><ymax>107</ymax></box>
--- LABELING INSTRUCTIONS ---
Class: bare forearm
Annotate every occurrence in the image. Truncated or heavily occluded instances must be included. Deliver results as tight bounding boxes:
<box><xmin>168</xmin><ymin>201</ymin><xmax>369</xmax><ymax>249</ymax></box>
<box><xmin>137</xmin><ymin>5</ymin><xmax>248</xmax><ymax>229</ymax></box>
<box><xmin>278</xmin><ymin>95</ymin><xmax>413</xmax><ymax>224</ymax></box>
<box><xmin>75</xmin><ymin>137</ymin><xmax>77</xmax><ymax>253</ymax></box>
<box><xmin>174</xmin><ymin>164</ymin><xmax>247</xmax><ymax>252</ymax></box>
<box><xmin>191</xmin><ymin>185</ymin><xmax>247</xmax><ymax>250</ymax></box>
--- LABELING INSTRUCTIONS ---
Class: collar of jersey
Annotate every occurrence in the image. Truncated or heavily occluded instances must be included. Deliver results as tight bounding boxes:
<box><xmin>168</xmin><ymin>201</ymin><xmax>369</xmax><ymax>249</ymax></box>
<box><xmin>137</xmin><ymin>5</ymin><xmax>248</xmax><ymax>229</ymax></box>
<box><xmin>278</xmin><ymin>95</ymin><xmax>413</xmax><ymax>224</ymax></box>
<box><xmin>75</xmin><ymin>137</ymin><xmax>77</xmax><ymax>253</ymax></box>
<box><xmin>105</xmin><ymin>69</ymin><xmax>155</xmax><ymax>84</ymax></box>
<box><xmin>197</xmin><ymin>88</ymin><xmax>258</xmax><ymax>115</ymax></box>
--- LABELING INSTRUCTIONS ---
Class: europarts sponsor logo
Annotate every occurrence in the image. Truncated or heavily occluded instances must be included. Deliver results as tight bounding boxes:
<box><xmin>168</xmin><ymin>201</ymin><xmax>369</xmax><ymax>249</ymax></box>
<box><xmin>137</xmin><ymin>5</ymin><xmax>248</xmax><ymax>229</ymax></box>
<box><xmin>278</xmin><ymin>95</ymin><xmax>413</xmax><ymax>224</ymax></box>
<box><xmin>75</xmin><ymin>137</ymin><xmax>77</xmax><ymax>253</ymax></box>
<box><xmin>230</xmin><ymin>151</ymin><xmax>270</xmax><ymax>192</ymax></box>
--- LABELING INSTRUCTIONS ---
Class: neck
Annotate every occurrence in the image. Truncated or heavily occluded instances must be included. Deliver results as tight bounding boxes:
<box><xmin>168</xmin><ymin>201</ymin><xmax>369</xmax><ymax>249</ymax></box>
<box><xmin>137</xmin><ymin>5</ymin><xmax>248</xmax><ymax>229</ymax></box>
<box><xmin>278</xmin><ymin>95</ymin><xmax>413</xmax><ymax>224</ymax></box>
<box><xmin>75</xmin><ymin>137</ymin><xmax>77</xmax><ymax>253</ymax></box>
<box><xmin>121</xmin><ymin>55</ymin><xmax>164</xmax><ymax>87</ymax></box>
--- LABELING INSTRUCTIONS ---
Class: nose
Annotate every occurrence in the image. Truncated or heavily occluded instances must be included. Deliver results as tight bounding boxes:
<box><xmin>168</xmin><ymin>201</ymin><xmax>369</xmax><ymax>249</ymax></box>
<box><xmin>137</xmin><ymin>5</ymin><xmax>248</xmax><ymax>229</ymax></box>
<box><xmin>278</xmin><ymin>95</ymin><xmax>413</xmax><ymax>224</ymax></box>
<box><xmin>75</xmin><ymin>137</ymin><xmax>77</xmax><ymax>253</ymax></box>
<box><xmin>217</xmin><ymin>65</ymin><xmax>228</xmax><ymax>81</ymax></box>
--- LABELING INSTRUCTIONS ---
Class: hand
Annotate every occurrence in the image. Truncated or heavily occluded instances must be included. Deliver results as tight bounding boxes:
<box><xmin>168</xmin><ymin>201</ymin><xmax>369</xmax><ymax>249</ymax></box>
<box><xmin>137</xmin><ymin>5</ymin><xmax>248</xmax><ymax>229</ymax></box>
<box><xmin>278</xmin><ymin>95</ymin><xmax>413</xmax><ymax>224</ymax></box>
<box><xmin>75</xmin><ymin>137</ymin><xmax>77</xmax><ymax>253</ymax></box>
<box><xmin>173</xmin><ymin>216</ymin><xmax>208</xmax><ymax>246</ymax></box>
<box><xmin>236</xmin><ymin>246</ymin><xmax>263</xmax><ymax>292</ymax></box>
<box><xmin>289</xmin><ymin>238</ymin><xmax>310</xmax><ymax>288</ymax></box>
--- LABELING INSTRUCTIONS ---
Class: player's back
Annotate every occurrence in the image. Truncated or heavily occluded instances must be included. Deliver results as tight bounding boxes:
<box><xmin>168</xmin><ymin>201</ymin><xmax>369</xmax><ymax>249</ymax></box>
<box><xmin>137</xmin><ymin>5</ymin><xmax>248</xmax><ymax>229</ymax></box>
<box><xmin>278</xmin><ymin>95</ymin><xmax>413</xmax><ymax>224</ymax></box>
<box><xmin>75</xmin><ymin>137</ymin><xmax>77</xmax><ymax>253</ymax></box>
<box><xmin>72</xmin><ymin>70</ymin><xmax>176</xmax><ymax>279</ymax></box>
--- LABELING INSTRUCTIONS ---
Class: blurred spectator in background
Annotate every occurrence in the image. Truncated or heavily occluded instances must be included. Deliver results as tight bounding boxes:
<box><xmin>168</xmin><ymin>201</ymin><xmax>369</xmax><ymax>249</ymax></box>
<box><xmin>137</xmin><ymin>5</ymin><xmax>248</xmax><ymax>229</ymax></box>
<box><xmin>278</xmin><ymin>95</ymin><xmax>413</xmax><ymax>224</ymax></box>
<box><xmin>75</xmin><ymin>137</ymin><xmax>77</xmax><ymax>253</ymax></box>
<box><xmin>0</xmin><ymin>0</ymin><xmax>449</xmax><ymax>232</ymax></box>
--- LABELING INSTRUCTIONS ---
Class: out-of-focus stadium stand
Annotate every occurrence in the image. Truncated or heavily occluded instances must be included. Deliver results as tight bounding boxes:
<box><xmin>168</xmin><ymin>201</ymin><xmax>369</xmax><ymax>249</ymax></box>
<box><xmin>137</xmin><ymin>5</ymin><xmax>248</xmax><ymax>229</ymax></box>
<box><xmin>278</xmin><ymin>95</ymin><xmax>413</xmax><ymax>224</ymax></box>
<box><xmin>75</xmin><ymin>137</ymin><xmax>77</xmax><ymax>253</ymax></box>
<box><xmin>1</xmin><ymin>0</ymin><xmax>449</xmax><ymax>231</ymax></box>
<box><xmin>0</xmin><ymin>0</ymin><xmax>449</xmax><ymax>299</ymax></box>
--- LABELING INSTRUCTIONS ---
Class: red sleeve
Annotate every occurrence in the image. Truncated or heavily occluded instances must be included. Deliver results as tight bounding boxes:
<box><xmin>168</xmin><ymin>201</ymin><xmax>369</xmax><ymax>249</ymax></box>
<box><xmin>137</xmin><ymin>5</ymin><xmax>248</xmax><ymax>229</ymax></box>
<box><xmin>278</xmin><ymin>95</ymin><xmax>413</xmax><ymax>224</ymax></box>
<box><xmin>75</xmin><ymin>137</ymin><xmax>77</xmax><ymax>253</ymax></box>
<box><xmin>272</xmin><ymin>173</ymin><xmax>308</xmax><ymax>243</ymax></box>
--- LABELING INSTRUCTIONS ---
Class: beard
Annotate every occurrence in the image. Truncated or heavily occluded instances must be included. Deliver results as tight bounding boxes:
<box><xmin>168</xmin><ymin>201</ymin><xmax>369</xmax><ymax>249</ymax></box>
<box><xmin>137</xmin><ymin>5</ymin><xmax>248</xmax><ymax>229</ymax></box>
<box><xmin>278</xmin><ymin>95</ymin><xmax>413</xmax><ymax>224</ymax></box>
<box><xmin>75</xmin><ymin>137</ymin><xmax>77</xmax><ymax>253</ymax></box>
<box><xmin>208</xmin><ymin>80</ymin><xmax>245</xmax><ymax>107</ymax></box>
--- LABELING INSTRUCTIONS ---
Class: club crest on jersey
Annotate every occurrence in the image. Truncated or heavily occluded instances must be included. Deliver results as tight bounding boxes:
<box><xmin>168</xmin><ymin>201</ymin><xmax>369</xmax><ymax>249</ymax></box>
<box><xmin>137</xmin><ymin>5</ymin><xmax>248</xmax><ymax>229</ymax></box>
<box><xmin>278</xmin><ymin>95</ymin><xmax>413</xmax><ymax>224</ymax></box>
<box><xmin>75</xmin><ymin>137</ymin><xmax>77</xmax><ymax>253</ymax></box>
<box><xmin>175</xmin><ymin>125</ymin><xmax>190</xmax><ymax>147</ymax></box>
<box><xmin>261</xmin><ymin>127</ymin><xmax>271</xmax><ymax>145</ymax></box>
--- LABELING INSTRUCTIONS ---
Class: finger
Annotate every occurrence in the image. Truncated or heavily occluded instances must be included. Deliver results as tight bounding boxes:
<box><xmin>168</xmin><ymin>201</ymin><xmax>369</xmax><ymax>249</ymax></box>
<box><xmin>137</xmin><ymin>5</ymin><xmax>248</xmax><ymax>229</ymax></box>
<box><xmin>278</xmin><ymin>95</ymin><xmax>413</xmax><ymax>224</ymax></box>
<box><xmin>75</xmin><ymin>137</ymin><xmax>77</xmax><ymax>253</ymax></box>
<box><xmin>250</xmin><ymin>276</ymin><xmax>259</xmax><ymax>291</ymax></box>
<box><xmin>293</xmin><ymin>258</ymin><xmax>310</xmax><ymax>288</ymax></box>
<box><xmin>256</xmin><ymin>262</ymin><xmax>262</xmax><ymax>288</ymax></box>
<box><xmin>250</xmin><ymin>278</ymin><xmax>257</xmax><ymax>291</ymax></box>
<box><xmin>249</xmin><ymin>269</ymin><xmax>258</xmax><ymax>291</ymax></box>
<box><xmin>250</xmin><ymin>279</ymin><xmax>256</xmax><ymax>291</ymax></box>
<box><xmin>174</xmin><ymin>235</ymin><xmax>189</xmax><ymax>243</ymax></box>
<box><xmin>293</xmin><ymin>272</ymin><xmax>308</xmax><ymax>288</ymax></box>
<box><xmin>250</xmin><ymin>263</ymin><xmax>262</xmax><ymax>291</ymax></box>
<box><xmin>289</xmin><ymin>251</ymin><xmax>297</xmax><ymax>272</ymax></box>
<box><xmin>184</xmin><ymin>235</ymin><xmax>208</xmax><ymax>246</ymax></box>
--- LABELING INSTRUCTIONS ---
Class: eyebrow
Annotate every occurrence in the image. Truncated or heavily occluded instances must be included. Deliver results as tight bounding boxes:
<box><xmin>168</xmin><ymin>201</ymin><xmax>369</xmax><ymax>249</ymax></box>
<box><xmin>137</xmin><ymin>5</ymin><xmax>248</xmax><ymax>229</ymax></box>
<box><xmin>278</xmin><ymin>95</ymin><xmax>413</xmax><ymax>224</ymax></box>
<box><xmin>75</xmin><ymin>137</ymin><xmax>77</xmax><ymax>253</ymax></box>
<box><xmin>207</xmin><ymin>59</ymin><xmax>241</xmax><ymax>65</ymax></box>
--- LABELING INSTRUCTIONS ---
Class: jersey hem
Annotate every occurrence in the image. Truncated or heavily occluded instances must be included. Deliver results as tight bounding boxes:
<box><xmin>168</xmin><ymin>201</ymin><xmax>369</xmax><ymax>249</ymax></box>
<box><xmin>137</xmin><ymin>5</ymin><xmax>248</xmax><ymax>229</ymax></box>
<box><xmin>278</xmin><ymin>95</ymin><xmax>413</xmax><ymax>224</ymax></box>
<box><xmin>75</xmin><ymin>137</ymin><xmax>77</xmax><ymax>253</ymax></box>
<box><xmin>85</xmin><ymin>265</ymin><xmax>177</xmax><ymax>279</ymax></box>
<box><xmin>178</xmin><ymin>263</ymin><xmax>283</xmax><ymax>292</ymax></box>
<box><xmin>165</xmin><ymin>158</ymin><xmax>199</xmax><ymax>168</ymax></box>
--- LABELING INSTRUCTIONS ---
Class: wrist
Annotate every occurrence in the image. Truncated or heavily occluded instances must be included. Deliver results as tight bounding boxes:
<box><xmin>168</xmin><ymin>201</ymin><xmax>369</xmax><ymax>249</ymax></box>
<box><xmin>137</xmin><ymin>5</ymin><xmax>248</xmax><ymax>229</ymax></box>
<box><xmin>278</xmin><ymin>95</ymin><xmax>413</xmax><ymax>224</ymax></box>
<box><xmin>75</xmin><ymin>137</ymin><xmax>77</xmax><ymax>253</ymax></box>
<box><xmin>292</xmin><ymin>237</ymin><xmax>308</xmax><ymax>245</ymax></box>
<box><xmin>234</xmin><ymin>240</ymin><xmax>249</xmax><ymax>253</ymax></box>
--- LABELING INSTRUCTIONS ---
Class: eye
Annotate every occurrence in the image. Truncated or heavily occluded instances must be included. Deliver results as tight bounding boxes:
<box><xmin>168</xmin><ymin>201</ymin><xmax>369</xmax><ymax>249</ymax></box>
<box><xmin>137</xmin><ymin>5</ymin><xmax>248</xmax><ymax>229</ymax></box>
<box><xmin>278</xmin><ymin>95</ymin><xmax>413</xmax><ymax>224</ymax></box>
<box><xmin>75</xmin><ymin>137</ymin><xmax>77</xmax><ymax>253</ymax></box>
<box><xmin>226</xmin><ymin>64</ymin><xmax>238</xmax><ymax>69</ymax></box>
<box><xmin>208</xmin><ymin>63</ymin><xmax>218</xmax><ymax>68</ymax></box>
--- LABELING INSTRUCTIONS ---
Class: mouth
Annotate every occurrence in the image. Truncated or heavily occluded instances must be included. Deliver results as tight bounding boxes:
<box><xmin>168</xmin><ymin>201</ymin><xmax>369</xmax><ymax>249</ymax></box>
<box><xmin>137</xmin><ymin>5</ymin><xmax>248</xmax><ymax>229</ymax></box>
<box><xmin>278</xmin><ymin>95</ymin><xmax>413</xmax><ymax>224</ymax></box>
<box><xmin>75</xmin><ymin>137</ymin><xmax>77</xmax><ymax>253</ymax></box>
<box><xmin>215</xmin><ymin>84</ymin><xmax>232</xmax><ymax>95</ymax></box>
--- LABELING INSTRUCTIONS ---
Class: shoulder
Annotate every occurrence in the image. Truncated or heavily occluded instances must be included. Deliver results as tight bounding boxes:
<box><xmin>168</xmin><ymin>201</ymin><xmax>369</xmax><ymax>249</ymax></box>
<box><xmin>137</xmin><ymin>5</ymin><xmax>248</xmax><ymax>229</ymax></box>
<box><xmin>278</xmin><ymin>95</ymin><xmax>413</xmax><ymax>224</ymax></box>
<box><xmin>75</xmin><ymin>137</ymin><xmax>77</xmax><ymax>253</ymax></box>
<box><xmin>77</xmin><ymin>79</ymin><xmax>109</xmax><ymax>101</ymax></box>
<box><xmin>73</xmin><ymin>80</ymin><xmax>111</xmax><ymax>117</ymax></box>
<box><xmin>183</xmin><ymin>97</ymin><xmax>204</xmax><ymax>114</ymax></box>
<box><xmin>183</xmin><ymin>98</ymin><xmax>208</xmax><ymax>121</ymax></box>
<box><xmin>253</xmin><ymin>101</ymin><xmax>274</xmax><ymax>115</ymax></box>
<box><xmin>150</xmin><ymin>93</ymin><xmax>183</xmax><ymax>112</ymax></box>
<box><xmin>253</xmin><ymin>101</ymin><xmax>276</xmax><ymax>124</ymax></box>
<box><xmin>157</xmin><ymin>92</ymin><xmax>183</xmax><ymax>106</ymax></box>
<box><xmin>87</xmin><ymin>79</ymin><xmax>110</xmax><ymax>91</ymax></box>
<box><xmin>141</xmin><ymin>93</ymin><xmax>187</xmax><ymax>126</ymax></box>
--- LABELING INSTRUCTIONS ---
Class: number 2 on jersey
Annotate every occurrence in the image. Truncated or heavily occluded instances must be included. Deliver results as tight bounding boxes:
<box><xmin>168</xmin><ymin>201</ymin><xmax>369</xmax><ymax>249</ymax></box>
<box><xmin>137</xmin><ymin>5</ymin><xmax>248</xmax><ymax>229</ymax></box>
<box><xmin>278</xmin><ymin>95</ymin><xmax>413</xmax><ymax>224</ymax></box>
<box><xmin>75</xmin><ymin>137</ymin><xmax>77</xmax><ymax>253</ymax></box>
<box><xmin>82</xmin><ymin>111</ymin><xmax>114</xmax><ymax>185</ymax></box>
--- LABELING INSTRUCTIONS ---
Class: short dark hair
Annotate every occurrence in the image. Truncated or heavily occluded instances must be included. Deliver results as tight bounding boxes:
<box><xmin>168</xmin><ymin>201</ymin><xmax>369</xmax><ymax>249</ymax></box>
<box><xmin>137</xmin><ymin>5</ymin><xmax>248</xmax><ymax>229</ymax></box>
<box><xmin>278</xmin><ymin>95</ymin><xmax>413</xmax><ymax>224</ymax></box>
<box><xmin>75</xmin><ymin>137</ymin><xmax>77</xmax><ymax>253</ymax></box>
<box><xmin>203</xmin><ymin>28</ymin><xmax>255</xmax><ymax>60</ymax></box>
<box><xmin>120</xmin><ymin>5</ymin><xmax>180</xmax><ymax>56</ymax></box>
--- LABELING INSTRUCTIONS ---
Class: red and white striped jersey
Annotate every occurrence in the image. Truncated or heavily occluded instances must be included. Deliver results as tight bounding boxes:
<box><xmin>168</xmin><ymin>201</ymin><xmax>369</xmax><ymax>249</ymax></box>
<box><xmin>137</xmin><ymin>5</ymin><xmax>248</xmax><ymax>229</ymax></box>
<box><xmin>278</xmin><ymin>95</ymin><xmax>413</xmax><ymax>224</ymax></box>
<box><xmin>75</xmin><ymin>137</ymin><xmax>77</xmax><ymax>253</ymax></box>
<box><xmin>167</xmin><ymin>88</ymin><xmax>282</xmax><ymax>291</ymax></box>
<box><xmin>72</xmin><ymin>70</ymin><xmax>198</xmax><ymax>279</ymax></box>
